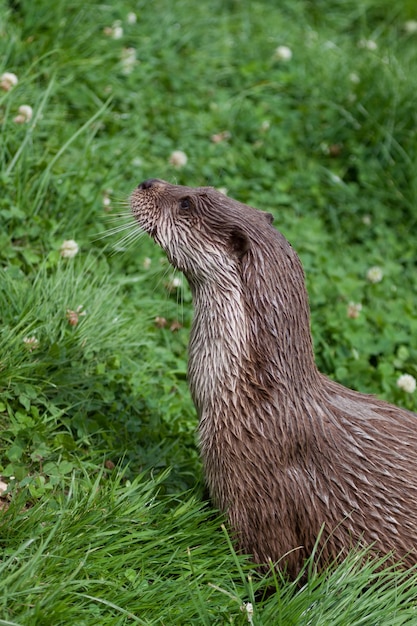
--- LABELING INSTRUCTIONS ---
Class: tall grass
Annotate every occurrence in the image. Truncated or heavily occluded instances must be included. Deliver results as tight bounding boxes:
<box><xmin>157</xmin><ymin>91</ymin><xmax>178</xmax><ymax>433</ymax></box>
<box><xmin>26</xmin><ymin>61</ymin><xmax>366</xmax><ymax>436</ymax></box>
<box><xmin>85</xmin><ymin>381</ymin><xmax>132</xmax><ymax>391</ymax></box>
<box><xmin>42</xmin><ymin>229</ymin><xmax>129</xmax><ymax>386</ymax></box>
<box><xmin>3</xmin><ymin>468</ymin><xmax>417</xmax><ymax>625</ymax></box>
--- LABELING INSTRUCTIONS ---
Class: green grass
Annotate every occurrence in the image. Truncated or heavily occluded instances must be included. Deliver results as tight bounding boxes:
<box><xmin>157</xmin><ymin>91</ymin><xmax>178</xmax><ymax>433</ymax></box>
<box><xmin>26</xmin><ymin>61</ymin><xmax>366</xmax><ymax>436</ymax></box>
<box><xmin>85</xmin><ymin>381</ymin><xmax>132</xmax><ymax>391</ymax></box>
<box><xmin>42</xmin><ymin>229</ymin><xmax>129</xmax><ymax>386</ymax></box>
<box><xmin>1</xmin><ymin>0</ymin><xmax>417</xmax><ymax>622</ymax></box>
<box><xmin>3</xmin><ymin>468</ymin><xmax>417</xmax><ymax>625</ymax></box>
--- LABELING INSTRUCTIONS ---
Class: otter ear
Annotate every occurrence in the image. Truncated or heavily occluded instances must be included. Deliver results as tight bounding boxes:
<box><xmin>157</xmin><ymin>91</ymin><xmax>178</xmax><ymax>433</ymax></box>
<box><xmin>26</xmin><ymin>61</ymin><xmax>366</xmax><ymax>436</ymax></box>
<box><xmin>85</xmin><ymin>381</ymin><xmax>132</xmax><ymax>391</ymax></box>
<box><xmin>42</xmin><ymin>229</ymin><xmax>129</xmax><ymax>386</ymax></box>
<box><xmin>262</xmin><ymin>211</ymin><xmax>274</xmax><ymax>225</ymax></box>
<box><xmin>230</xmin><ymin>227</ymin><xmax>250</xmax><ymax>259</ymax></box>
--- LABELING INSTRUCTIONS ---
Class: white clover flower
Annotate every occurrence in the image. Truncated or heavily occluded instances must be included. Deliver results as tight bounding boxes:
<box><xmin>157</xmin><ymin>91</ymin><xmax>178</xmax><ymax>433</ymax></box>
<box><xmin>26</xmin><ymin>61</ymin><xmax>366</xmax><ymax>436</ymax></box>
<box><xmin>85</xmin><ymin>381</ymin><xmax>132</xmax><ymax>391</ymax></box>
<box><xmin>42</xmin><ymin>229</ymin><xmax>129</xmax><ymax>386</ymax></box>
<box><xmin>23</xmin><ymin>336</ymin><xmax>39</xmax><ymax>351</ymax></box>
<box><xmin>66</xmin><ymin>305</ymin><xmax>86</xmax><ymax>327</ymax></box>
<box><xmin>404</xmin><ymin>20</ymin><xmax>417</xmax><ymax>34</ymax></box>
<box><xmin>274</xmin><ymin>45</ymin><xmax>292</xmax><ymax>61</ymax></box>
<box><xmin>210</xmin><ymin>130</ymin><xmax>231</xmax><ymax>143</ymax></box>
<box><xmin>0</xmin><ymin>71</ymin><xmax>18</xmax><ymax>91</ymax></box>
<box><xmin>113</xmin><ymin>26</ymin><xmax>123</xmax><ymax>39</ymax></box>
<box><xmin>358</xmin><ymin>39</ymin><xmax>378</xmax><ymax>50</ymax></box>
<box><xmin>102</xmin><ymin>188</ymin><xmax>112</xmax><ymax>210</ymax></box>
<box><xmin>104</xmin><ymin>21</ymin><xmax>123</xmax><ymax>39</ymax></box>
<box><xmin>260</xmin><ymin>120</ymin><xmax>270</xmax><ymax>132</ymax></box>
<box><xmin>170</xmin><ymin>276</ymin><xmax>182</xmax><ymax>288</ymax></box>
<box><xmin>60</xmin><ymin>239</ymin><xmax>79</xmax><ymax>258</ymax></box>
<box><xmin>366</xmin><ymin>266</ymin><xmax>383</xmax><ymax>283</ymax></box>
<box><xmin>143</xmin><ymin>257</ymin><xmax>152</xmax><ymax>269</ymax></box>
<box><xmin>217</xmin><ymin>187</ymin><xmax>228</xmax><ymax>195</ymax></box>
<box><xmin>165</xmin><ymin>276</ymin><xmax>182</xmax><ymax>292</ymax></box>
<box><xmin>13</xmin><ymin>104</ymin><xmax>33</xmax><ymax>124</ymax></box>
<box><xmin>154</xmin><ymin>316</ymin><xmax>167</xmax><ymax>328</ymax></box>
<box><xmin>240</xmin><ymin>602</ymin><xmax>254</xmax><ymax>624</ymax></box>
<box><xmin>170</xmin><ymin>320</ymin><xmax>182</xmax><ymax>332</ymax></box>
<box><xmin>120</xmin><ymin>47</ymin><xmax>137</xmax><ymax>75</ymax></box>
<box><xmin>347</xmin><ymin>302</ymin><xmax>362</xmax><ymax>319</ymax></box>
<box><xmin>102</xmin><ymin>191</ymin><xmax>112</xmax><ymax>210</ymax></box>
<box><xmin>132</xmin><ymin>156</ymin><xmax>143</xmax><ymax>168</ymax></box>
<box><xmin>397</xmin><ymin>374</ymin><xmax>416</xmax><ymax>394</ymax></box>
<box><xmin>349</xmin><ymin>72</ymin><xmax>360</xmax><ymax>84</ymax></box>
<box><xmin>127</xmin><ymin>12</ymin><xmax>137</xmax><ymax>24</ymax></box>
<box><xmin>169</xmin><ymin>150</ymin><xmax>188</xmax><ymax>168</ymax></box>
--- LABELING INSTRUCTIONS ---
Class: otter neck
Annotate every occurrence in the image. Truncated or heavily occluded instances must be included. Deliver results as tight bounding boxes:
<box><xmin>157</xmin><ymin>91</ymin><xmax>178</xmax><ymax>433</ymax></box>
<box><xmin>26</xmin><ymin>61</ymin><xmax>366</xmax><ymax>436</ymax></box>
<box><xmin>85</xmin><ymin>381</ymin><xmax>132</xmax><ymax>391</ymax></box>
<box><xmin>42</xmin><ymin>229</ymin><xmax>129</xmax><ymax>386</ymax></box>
<box><xmin>186</xmin><ymin>244</ymin><xmax>319</xmax><ymax>418</ymax></box>
<box><xmin>187</xmin><ymin>269</ymin><xmax>249</xmax><ymax>415</ymax></box>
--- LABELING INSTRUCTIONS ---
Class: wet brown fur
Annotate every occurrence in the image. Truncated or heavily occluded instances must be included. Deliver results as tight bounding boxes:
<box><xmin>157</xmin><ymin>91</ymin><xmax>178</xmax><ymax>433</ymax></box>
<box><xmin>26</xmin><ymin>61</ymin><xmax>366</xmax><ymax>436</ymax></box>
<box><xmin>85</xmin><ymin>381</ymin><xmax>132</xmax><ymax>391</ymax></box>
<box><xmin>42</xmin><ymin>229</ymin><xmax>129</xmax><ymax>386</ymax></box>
<box><xmin>130</xmin><ymin>179</ymin><xmax>417</xmax><ymax>579</ymax></box>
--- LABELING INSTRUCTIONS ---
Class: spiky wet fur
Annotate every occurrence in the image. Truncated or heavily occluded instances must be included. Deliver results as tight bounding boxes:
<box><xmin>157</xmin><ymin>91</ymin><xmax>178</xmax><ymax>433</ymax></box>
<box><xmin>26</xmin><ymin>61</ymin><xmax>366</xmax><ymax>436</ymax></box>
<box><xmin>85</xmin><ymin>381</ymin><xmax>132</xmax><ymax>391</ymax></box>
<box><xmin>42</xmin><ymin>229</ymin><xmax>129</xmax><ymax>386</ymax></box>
<box><xmin>130</xmin><ymin>179</ymin><xmax>417</xmax><ymax>579</ymax></box>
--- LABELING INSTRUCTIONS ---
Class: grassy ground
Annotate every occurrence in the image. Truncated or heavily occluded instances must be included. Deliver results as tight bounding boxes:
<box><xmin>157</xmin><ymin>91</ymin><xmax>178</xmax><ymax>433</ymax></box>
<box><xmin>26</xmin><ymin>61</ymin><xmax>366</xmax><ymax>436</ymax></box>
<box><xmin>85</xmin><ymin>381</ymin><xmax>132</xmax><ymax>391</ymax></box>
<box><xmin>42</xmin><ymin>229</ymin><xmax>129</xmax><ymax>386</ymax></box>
<box><xmin>1</xmin><ymin>0</ymin><xmax>417</xmax><ymax>623</ymax></box>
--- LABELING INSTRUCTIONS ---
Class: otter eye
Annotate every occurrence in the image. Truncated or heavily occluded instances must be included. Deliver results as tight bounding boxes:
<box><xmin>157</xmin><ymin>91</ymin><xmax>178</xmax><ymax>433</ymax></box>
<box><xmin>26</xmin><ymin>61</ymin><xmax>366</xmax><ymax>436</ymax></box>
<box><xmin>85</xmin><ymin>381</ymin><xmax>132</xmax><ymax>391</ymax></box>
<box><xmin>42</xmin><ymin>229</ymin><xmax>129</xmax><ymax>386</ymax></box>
<box><xmin>180</xmin><ymin>197</ymin><xmax>191</xmax><ymax>210</ymax></box>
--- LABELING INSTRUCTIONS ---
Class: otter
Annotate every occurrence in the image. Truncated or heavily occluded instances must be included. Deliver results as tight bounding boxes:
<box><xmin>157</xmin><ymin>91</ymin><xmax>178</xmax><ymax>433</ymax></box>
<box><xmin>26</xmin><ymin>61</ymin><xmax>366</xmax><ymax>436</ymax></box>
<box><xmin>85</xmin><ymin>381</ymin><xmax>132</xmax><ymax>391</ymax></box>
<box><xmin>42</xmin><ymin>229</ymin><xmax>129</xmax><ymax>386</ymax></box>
<box><xmin>130</xmin><ymin>178</ymin><xmax>417</xmax><ymax>579</ymax></box>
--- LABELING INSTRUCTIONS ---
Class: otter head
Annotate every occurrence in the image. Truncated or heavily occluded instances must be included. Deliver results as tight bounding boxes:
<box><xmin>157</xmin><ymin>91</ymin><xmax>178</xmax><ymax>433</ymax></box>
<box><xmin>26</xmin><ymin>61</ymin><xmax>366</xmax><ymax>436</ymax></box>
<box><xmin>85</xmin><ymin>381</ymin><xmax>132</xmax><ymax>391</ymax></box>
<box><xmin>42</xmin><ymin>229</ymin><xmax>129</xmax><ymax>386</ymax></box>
<box><xmin>130</xmin><ymin>178</ymin><xmax>274</xmax><ymax>284</ymax></box>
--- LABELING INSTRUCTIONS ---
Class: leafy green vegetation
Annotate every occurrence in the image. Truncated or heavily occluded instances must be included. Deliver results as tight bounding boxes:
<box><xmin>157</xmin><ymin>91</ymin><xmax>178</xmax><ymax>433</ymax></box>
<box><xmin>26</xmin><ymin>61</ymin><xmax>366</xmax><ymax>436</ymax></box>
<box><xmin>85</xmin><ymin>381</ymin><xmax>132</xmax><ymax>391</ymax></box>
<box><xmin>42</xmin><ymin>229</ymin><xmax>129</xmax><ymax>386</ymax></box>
<box><xmin>1</xmin><ymin>0</ymin><xmax>417</xmax><ymax>622</ymax></box>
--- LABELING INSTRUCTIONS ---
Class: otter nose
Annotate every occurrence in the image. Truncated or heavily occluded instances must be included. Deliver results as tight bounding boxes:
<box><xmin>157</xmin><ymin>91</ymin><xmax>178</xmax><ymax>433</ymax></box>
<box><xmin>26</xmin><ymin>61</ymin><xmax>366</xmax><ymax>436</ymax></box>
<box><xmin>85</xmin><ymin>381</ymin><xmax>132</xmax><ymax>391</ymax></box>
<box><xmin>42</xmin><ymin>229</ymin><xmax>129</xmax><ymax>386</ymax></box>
<box><xmin>138</xmin><ymin>178</ymin><xmax>159</xmax><ymax>190</ymax></box>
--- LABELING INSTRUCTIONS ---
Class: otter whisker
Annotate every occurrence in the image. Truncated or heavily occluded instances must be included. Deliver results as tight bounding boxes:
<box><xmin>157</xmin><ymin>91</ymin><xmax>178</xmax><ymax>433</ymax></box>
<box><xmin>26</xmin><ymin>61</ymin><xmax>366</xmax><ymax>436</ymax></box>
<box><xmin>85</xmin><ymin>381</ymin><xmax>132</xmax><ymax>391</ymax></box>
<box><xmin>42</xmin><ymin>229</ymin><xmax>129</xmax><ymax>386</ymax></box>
<box><xmin>104</xmin><ymin>195</ymin><xmax>131</xmax><ymax>206</ymax></box>
<box><xmin>111</xmin><ymin>227</ymin><xmax>146</xmax><ymax>252</ymax></box>
<box><xmin>103</xmin><ymin>212</ymin><xmax>134</xmax><ymax>221</ymax></box>
<box><xmin>94</xmin><ymin>222</ymin><xmax>136</xmax><ymax>241</ymax></box>
<box><xmin>112</xmin><ymin>198</ymin><xmax>131</xmax><ymax>205</ymax></box>
<box><xmin>152</xmin><ymin>264</ymin><xmax>175</xmax><ymax>294</ymax></box>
